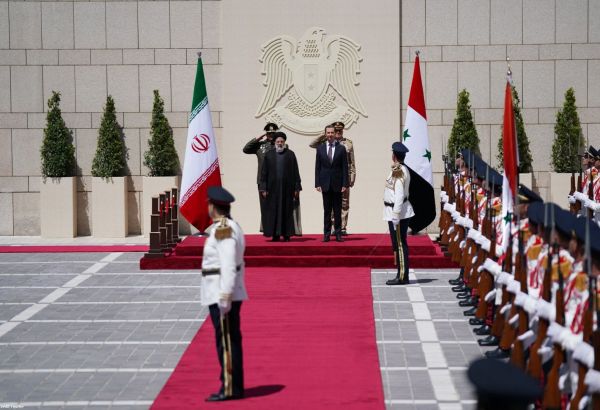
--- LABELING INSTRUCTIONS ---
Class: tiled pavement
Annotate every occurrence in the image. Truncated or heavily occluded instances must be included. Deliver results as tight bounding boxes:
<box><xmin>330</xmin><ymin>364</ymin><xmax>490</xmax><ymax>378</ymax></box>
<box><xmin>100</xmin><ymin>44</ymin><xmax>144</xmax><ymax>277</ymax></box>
<box><xmin>0</xmin><ymin>252</ymin><xmax>489</xmax><ymax>409</ymax></box>
<box><xmin>0</xmin><ymin>252</ymin><xmax>204</xmax><ymax>409</ymax></box>
<box><xmin>373</xmin><ymin>269</ymin><xmax>496</xmax><ymax>410</ymax></box>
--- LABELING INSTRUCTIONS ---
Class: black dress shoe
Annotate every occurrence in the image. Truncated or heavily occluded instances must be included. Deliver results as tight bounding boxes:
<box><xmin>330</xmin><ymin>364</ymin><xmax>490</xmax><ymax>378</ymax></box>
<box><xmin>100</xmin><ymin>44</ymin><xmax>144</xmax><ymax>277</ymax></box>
<box><xmin>386</xmin><ymin>277</ymin><xmax>409</xmax><ymax>286</ymax></box>
<box><xmin>452</xmin><ymin>284</ymin><xmax>466</xmax><ymax>292</ymax></box>
<box><xmin>485</xmin><ymin>348</ymin><xmax>510</xmax><ymax>359</ymax></box>
<box><xmin>449</xmin><ymin>278</ymin><xmax>462</xmax><ymax>285</ymax></box>
<box><xmin>478</xmin><ymin>335</ymin><xmax>499</xmax><ymax>347</ymax></box>
<box><xmin>205</xmin><ymin>392</ymin><xmax>244</xmax><ymax>402</ymax></box>
<box><xmin>458</xmin><ymin>299</ymin><xmax>475</xmax><ymax>307</ymax></box>
<box><xmin>469</xmin><ymin>318</ymin><xmax>485</xmax><ymax>326</ymax></box>
<box><xmin>283</xmin><ymin>236</ymin><xmax>290</xmax><ymax>242</ymax></box>
<box><xmin>456</xmin><ymin>291</ymin><xmax>470</xmax><ymax>299</ymax></box>
<box><xmin>335</xmin><ymin>234</ymin><xmax>344</xmax><ymax>242</ymax></box>
<box><xmin>272</xmin><ymin>236</ymin><xmax>280</xmax><ymax>242</ymax></box>
<box><xmin>341</xmin><ymin>230</ymin><xmax>348</xmax><ymax>236</ymax></box>
<box><xmin>323</xmin><ymin>235</ymin><xmax>330</xmax><ymax>242</ymax></box>
<box><xmin>474</xmin><ymin>325</ymin><xmax>491</xmax><ymax>336</ymax></box>
<box><xmin>463</xmin><ymin>306</ymin><xmax>477</xmax><ymax>316</ymax></box>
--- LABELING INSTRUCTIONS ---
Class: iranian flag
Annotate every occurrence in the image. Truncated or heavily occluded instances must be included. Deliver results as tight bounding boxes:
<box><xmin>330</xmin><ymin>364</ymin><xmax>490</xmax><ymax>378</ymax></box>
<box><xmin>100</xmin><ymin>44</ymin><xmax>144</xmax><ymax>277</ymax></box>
<box><xmin>402</xmin><ymin>54</ymin><xmax>436</xmax><ymax>232</ymax></box>
<box><xmin>179</xmin><ymin>56</ymin><xmax>221</xmax><ymax>232</ymax></box>
<box><xmin>500</xmin><ymin>77</ymin><xmax>518</xmax><ymax>252</ymax></box>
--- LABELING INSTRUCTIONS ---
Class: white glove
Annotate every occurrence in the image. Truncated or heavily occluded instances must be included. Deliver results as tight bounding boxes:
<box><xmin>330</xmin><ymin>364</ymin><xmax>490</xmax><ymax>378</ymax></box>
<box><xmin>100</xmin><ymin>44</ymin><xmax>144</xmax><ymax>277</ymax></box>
<box><xmin>392</xmin><ymin>217</ymin><xmax>400</xmax><ymax>228</ymax></box>
<box><xmin>218</xmin><ymin>299</ymin><xmax>232</xmax><ymax>316</ymax></box>
<box><xmin>568</xmin><ymin>195</ymin><xmax>576</xmax><ymax>204</ymax></box>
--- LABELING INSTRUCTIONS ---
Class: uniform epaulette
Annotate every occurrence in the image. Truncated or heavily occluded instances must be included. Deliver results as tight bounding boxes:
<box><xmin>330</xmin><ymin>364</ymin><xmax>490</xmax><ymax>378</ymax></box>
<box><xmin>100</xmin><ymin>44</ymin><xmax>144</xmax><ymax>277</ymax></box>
<box><xmin>214</xmin><ymin>217</ymin><xmax>232</xmax><ymax>240</ymax></box>
<box><xmin>391</xmin><ymin>164</ymin><xmax>404</xmax><ymax>179</ymax></box>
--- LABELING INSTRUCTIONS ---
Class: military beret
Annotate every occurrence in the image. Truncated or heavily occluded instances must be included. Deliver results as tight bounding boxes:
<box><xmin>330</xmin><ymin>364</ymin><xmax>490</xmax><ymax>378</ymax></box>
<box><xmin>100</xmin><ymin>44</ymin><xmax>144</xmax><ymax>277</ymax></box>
<box><xmin>332</xmin><ymin>121</ymin><xmax>345</xmax><ymax>129</ymax></box>
<box><xmin>392</xmin><ymin>141</ymin><xmax>409</xmax><ymax>153</ymax></box>
<box><xmin>207</xmin><ymin>186</ymin><xmax>235</xmax><ymax>205</ymax></box>
<box><xmin>554</xmin><ymin>207</ymin><xmax>577</xmax><ymax>237</ymax></box>
<box><xmin>468</xmin><ymin>358</ymin><xmax>542</xmax><ymax>407</ymax></box>
<box><xmin>527</xmin><ymin>201</ymin><xmax>544</xmax><ymax>225</ymax></box>
<box><xmin>518</xmin><ymin>184</ymin><xmax>543</xmax><ymax>203</ymax></box>
<box><xmin>539</xmin><ymin>202</ymin><xmax>563</xmax><ymax>229</ymax></box>
<box><xmin>264</xmin><ymin>122</ymin><xmax>279</xmax><ymax>132</ymax></box>
<box><xmin>573</xmin><ymin>217</ymin><xmax>600</xmax><ymax>253</ymax></box>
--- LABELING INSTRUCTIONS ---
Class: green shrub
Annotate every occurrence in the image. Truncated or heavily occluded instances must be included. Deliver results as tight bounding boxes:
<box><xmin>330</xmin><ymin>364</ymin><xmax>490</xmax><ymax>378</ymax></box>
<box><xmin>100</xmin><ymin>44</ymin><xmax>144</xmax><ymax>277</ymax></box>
<box><xmin>40</xmin><ymin>91</ymin><xmax>76</xmax><ymax>179</ymax></box>
<box><xmin>551</xmin><ymin>88</ymin><xmax>584</xmax><ymax>173</ymax></box>
<box><xmin>447</xmin><ymin>89</ymin><xmax>480</xmax><ymax>160</ymax></box>
<box><xmin>143</xmin><ymin>90</ymin><xmax>179</xmax><ymax>176</ymax></box>
<box><xmin>91</xmin><ymin>96</ymin><xmax>127</xmax><ymax>179</ymax></box>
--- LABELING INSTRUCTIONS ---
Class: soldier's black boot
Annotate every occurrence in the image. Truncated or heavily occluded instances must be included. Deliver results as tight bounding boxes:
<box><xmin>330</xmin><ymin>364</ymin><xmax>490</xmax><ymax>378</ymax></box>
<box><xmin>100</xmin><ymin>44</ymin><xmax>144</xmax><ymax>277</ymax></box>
<box><xmin>456</xmin><ymin>291</ymin><xmax>470</xmax><ymax>299</ymax></box>
<box><xmin>463</xmin><ymin>306</ymin><xmax>477</xmax><ymax>316</ymax></box>
<box><xmin>449</xmin><ymin>269</ymin><xmax>463</xmax><ymax>285</ymax></box>
<box><xmin>478</xmin><ymin>335</ymin><xmax>499</xmax><ymax>347</ymax></box>
<box><xmin>485</xmin><ymin>347</ymin><xmax>510</xmax><ymax>359</ymax></box>
<box><xmin>473</xmin><ymin>325</ymin><xmax>491</xmax><ymax>336</ymax></box>
<box><xmin>452</xmin><ymin>284</ymin><xmax>466</xmax><ymax>292</ymax></box>
<box><xmin>469</xmin><ymin>318</ymin><xmax>485</xmax><ymax>326</ymax></box>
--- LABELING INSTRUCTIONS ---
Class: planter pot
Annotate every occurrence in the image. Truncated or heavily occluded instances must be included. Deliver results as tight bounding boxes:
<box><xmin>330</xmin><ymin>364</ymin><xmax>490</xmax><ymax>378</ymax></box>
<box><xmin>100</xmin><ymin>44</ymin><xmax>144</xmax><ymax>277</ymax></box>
<box><xmin>142</xmin><ymin>176</ymin><xmax>180</xmax><ymax>236</ymax></box>
<box><xmin>548</xmin><ymin>172</ymin><xmax>572</xmax><ymax>209</ymax></box>
<box><xmin>92</xmin><ymin>177</ymin><xmax>128</xmax><ymax>238</ymax></box>
<box><xmin>40</xmin><ymin>177</ymin><xmax>77</xmax><ymax>238</ymax></box>
<box><xmin>519</xmin><ymin>173</ymin><xmax>532</xmax><ymax>190</ymax></box>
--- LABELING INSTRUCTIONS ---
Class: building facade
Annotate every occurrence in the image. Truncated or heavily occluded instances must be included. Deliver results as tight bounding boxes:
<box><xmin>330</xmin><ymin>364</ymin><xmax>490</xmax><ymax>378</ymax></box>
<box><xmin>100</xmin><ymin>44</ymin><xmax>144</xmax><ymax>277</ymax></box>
<box><xmin>0</xmin><ymin>0</ymin><xmax>599</xmax><ymax>235</ymax></box>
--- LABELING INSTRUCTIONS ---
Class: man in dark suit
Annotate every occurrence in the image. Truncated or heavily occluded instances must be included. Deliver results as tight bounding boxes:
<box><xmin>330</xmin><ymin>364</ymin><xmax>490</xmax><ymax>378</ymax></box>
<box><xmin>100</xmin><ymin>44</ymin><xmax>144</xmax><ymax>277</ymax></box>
<box><xmin>315</xmin><ymin>124</ymin><xmax>349</xmax><ymax>242</ymax></box>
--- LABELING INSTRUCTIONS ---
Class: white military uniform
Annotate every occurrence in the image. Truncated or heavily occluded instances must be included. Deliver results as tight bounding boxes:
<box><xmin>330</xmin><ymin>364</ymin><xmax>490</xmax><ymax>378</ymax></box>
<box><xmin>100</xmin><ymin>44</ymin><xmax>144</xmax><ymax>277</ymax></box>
<box><xmin>200</xmin><ymin>218</ymin><xmax>248</xmax><ymax>306</ymax></box>
<box><xmin>383</xmin><ymin>163</ymin><xmax>415</xmax><ymax>222</ymax></box>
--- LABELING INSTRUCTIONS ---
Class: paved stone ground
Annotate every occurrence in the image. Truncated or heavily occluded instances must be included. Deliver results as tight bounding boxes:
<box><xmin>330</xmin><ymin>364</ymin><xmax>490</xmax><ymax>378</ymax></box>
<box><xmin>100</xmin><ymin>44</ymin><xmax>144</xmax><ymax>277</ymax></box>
<box><xmin>0</xmin><ymin>252</ymin><xmax>204</xmax><ymax>409</ymax></box>
<box><xmin>0</xmin><ymin>252</ymin><xmax>489</xmax><ymax>409</ymax></box>
<box><xmin>372</xmin><ymin>268</ymin><xmax>497</xmax><ymax>410</ymax></box>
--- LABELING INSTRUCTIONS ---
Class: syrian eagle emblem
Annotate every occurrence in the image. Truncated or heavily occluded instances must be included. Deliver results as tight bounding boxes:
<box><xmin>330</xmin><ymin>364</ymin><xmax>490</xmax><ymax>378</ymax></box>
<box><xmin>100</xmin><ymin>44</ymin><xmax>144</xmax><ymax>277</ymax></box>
<box><xmin>255</xmin><ymin>27</ymin><xmax>368</xmax><ymax>135</ymax></box>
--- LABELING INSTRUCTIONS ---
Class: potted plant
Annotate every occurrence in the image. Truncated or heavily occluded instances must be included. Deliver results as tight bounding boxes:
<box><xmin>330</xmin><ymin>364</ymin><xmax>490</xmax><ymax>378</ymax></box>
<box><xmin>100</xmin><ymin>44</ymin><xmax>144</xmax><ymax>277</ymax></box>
<box><xmin>40</xmin><ymin>91</ymin><xmax>77</xmax><ymax>237</ymax></box>
<box><xmin>549</xmin><ymin>88</ymin><xmax>584</xmax><ymax>208</ymax></box>
<box><xmin>496</xmin><ymin>86</ymin><xmax>534</xmax><ymax>188</ymax></box>
<box><xmin>447</xmin><ymin>89</ymin><xmax>481</xmax><ymax>159</ymax></box>
<box><xmin>91</xmin><ymin>95</ymin><xmax>129</xmax><ymax>237</ymax></box>
<box><xmin>142</xmin><ymin>90</ymin><xmax>180</xmax><ymax>235</ymax></box>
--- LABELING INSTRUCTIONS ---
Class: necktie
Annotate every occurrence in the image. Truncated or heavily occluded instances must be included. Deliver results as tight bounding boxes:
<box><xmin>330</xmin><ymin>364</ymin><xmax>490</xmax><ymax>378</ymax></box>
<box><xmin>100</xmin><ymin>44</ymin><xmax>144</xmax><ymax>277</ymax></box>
<box><xmin>328</xmin><ymin>143</ymin><xmax>333</xmax><ymax>163</ymax></box>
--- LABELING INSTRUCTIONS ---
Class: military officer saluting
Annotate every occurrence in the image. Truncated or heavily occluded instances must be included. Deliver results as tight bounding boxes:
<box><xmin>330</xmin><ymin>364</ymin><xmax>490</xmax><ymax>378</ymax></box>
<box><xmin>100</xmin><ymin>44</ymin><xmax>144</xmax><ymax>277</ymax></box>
<box><xmin>383</xmin><ymin>142</ymin><xmax>414</xmax><ymax>285</ymax></box>
<box><xmin>202</xmin><ymin>186</ymin><xmax>247</xmax><ymax>402</ymax></box>
<box><xmin>243</xmin><ymin>123</ymin><xmax>279</xmax><ymax>231</ymax></box>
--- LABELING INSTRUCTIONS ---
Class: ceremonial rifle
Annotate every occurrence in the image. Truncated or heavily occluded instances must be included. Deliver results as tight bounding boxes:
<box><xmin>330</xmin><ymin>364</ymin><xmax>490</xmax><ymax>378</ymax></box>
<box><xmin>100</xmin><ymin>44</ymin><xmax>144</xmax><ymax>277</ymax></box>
<box><xmin>542</xmin><ymin>235</ymin><xmax>566</xmax><ymax>410</ymax></box>
<box><xmin>510</xmin><ymin>211</ymin><xmax>529</xmax><ymax>369</ymax></box>
<box><xmin>475</xmin><ymin>166</ymin><xmax>494</xmax><ymax>319</ymax></box>
<box><xmin>527</xmin><ymin>203</ymin><xmax>554</xmax><ymax>380</ymax></box>
<box><xmin>462</xmin><ymin>153</ymin><xmax>477</xmax><ymax>281</ymax></box>
<box><xmin>576</xmin><ymin>146</ymin><xmax>584</xmax><ymax>213</ymax></box>
<box><xmin>589</xmin><ymin>161</ymin><xmax>595</xmax><ymax>219</ymax></box>
<box><xmin>498</xmin><ymin>191</ymin><xmax>519</xmax><ymax>351</ymax></box>
<box><xmin>570</xmin><ymin>217</ymin><xmax>594</xmax><ymax>408</ymax></box>
<box><xmin>592</xmin><ymin>277</ymin><xmax>600</xmax><ymax>410</ymax></box>
<box><xmin>491</xmin><ymin>182</ymin><xmax>511</xmax><ymax>340</ymax></box>
<box><xmin>570</xmin><ymin>140</ymin><xmax>577</xmax><ymax>214</ymax></box>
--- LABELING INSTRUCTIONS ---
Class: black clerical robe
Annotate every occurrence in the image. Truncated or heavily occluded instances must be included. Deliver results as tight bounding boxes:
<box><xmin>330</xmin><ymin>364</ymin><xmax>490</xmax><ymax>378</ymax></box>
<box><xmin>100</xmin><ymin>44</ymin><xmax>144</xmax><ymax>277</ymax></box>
<box><xmin>259</xmin><ymin>149</ymin><xmax>302</xmax><ymax>237</ymax></box>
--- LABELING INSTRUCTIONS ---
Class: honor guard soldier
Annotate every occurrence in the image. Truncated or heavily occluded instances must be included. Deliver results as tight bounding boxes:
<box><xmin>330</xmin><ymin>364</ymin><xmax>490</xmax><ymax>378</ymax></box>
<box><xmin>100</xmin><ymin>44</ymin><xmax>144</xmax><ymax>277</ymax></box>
<box><xmin>243</xmin><ymin>123</ymin><xmax>279</xmax><ymax>231</ymax></box>
<box><xmin>202</xmin><ymin>186</ymin><xmax>247</xmax><ymax>402</ymax></box>
<box><xmin>383</xmin><ymin>142</ymin><xmax>414</xmax><ymax>285</ymax></box>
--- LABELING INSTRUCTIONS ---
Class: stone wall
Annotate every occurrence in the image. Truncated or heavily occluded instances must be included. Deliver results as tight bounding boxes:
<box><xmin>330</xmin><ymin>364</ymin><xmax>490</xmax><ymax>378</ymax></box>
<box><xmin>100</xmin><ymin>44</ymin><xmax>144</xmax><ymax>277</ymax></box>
<box><xmin>0</xmin><ymin>0</ymin><xmax>222</xmax><ymax>235</ymax></box>
<box><xmin>1</xmin><ymin>0</ymin><xmax>600</xmax><ymax>235</ymax></box>
<box><xmin>402</xmin><ymin>0</ymin><xmax>600</xmax><ymax>222</ymax></box>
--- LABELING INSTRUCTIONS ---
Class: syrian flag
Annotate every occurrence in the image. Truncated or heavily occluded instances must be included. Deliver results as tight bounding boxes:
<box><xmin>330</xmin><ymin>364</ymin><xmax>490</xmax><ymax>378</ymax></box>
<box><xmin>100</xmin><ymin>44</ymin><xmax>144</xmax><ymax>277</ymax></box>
<box><xmin>403</xmin><ymin>53</ymin><xmax>436</xmax><ymax>232</ymax></box>
<box><xmin>179</xmin><ymin>56</ymin><xmax>222</xmax><ymax>232</ymax></box>
<box><xmin>500</xmin><ymin>77</ymin><xmax>518</xmax><ymax>252</ymax></box>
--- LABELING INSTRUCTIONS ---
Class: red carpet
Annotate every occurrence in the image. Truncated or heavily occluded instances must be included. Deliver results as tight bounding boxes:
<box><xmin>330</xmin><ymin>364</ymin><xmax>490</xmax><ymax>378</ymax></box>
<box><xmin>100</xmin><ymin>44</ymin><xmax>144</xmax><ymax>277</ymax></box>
<box><xmin>0</xmin><ymin>245</ymin><xmax>148</xmax><ymax>253</ymax></box>
<box><xmin>141</xmin><ymin>234</ymin><xmax>456</xmax><ymax>269</ymax></box>
<box><xmin>151</xmin><ymin>267</ymin><xmax>385</xmax><ymax>410</ymax></box>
